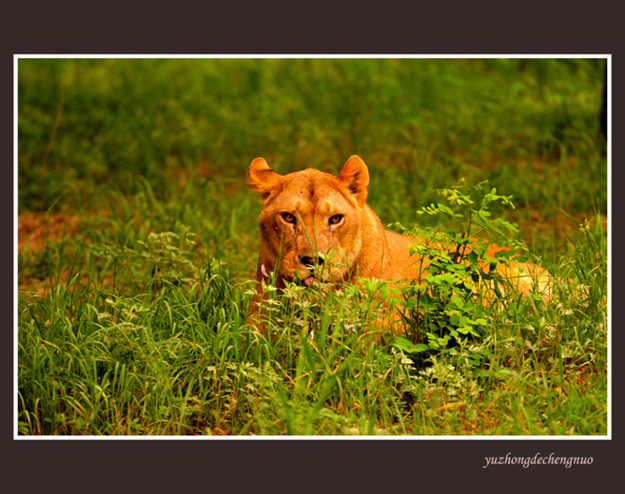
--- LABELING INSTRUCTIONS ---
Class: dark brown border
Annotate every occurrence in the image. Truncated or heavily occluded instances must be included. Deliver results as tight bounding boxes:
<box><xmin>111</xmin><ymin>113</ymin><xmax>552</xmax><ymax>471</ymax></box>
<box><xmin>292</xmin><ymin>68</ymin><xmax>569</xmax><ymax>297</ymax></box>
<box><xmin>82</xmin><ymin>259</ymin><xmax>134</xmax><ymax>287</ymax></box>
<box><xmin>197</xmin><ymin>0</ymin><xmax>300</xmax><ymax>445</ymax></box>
<box><xmin>3</xmin><ymin>2</ymin><xmax>620</xmax><ymax>491</ymax></box>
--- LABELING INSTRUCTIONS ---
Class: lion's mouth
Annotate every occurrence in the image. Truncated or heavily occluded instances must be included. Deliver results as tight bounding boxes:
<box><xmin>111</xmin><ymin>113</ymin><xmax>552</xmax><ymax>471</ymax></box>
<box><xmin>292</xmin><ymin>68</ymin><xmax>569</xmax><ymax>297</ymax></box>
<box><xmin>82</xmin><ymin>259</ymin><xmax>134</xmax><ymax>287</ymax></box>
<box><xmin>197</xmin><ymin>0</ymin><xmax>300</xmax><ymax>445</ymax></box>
<box><xmin>294</xmin><ymin>267</ymin><xmax>340</xmax><ymax>287</ymax></box>
<box><xmin>295</xmin><ymin>273</ymin><xmax>325</xmax><ymax>288</ymax></box>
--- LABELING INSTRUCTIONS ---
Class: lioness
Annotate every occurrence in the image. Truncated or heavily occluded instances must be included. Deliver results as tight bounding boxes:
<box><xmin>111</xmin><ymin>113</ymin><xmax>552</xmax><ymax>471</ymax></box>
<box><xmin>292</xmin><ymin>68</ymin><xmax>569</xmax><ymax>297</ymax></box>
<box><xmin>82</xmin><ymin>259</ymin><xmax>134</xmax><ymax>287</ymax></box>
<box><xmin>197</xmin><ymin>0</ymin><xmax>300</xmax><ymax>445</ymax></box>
<box><xmin>248</xmin><ymin>155</ymin><xmax>550</xmax><ymax>300</ymax></box>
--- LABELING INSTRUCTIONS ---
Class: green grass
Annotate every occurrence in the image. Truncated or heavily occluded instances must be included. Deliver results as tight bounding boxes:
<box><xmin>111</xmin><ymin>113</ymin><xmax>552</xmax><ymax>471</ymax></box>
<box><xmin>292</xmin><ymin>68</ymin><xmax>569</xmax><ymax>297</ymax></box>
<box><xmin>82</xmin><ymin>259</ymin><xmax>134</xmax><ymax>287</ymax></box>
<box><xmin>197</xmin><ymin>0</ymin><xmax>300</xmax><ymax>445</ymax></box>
<box><xmin>17</xmin><ymin>58</ymin><xmax>608</xmax><ymax>435</ymax></box>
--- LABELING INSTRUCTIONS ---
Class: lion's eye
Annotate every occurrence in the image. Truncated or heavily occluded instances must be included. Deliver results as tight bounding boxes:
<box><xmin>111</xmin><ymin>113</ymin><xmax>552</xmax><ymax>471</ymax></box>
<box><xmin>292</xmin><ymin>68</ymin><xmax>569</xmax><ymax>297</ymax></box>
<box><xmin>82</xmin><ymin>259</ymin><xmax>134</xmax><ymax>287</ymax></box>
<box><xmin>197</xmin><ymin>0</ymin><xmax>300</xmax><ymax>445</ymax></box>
<box><xmin>281</xmin><ymin>212</ymin><xmax>296</xmax><ymax>224</ymax></box>
<box><xmin>329</xmin><ymin>214</ymin><xmax>343</xmax><ymax>225</ymax></box>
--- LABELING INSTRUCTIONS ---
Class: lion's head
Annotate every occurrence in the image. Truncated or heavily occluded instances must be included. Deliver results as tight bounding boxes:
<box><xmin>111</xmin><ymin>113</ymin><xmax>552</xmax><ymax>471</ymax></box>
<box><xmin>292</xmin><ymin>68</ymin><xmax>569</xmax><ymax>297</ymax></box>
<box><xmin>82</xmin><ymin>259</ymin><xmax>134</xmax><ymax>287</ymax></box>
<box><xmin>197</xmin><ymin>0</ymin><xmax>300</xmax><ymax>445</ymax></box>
<box><xmin>248</xmin><ymin>155</ymin><xmax>372</xmax><ymax>287</ymax></box>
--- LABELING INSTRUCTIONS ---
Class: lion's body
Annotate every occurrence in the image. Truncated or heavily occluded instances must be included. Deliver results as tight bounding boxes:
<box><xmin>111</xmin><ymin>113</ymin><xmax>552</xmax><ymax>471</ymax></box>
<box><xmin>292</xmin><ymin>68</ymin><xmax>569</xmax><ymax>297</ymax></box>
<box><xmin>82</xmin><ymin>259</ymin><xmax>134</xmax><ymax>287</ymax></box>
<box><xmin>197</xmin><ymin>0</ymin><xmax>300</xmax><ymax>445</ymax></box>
<box><xmin>248</xmin><ymin>155</ymin><xmax>550</xmax><ymax>300</ymax></box>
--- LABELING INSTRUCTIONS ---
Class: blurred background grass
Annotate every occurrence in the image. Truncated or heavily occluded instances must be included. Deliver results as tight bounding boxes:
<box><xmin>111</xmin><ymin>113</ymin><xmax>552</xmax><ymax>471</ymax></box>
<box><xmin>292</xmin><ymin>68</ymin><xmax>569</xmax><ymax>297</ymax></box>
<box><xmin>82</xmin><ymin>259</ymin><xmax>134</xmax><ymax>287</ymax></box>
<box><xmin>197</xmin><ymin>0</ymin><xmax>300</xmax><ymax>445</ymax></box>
<box><xmin>16</xmin><ymin>57</ymin><xmax>609</xmax><ymax>436</ymax></box>
<box><xmin>18</xmin><ymin>57</ymin><xmax>607</xmax><ymax>272</ymax></box>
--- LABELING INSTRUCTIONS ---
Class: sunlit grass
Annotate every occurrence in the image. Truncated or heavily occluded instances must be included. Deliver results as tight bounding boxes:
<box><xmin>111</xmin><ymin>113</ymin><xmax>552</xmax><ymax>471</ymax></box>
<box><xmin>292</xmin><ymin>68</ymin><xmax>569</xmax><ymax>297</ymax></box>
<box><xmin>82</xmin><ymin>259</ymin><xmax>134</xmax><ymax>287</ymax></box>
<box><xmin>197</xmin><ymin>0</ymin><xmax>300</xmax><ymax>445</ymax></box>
<box><xmin>17</xmin><ymin>58</ymin><xmax>607</xmax><ymax>435</ymax></box>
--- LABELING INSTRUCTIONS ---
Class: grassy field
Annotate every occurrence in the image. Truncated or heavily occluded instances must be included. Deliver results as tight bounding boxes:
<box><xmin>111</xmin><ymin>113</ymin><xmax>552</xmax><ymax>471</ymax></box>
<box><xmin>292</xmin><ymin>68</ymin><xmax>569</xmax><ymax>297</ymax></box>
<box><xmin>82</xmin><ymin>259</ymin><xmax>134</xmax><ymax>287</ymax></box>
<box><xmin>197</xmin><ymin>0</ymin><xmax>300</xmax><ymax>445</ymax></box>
<box><xmin>17</xmin><ymin>58</ymin><xmax>608</xmax><ymax>436</ymax></box>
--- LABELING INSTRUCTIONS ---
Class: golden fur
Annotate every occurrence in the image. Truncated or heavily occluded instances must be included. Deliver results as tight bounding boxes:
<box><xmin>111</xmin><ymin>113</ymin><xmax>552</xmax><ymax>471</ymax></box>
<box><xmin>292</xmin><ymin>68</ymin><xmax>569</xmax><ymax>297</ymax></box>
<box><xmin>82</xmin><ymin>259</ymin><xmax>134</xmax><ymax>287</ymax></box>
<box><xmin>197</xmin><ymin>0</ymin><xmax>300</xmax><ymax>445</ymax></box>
<box><xmin>248</xmin><ymin>155</ymin><xmax>550</xmax><ymax>299</ymax></box>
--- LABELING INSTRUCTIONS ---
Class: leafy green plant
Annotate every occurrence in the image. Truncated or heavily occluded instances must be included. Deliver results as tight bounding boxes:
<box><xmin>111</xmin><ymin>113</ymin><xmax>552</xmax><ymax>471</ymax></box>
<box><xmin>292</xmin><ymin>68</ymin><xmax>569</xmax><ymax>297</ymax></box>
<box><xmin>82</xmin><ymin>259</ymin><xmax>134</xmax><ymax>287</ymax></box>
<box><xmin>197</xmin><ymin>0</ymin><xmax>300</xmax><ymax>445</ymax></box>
<box><xmin>391</xmin><ymin>180</ymin><xmax>542</xmax><ymax>366</ymax></box>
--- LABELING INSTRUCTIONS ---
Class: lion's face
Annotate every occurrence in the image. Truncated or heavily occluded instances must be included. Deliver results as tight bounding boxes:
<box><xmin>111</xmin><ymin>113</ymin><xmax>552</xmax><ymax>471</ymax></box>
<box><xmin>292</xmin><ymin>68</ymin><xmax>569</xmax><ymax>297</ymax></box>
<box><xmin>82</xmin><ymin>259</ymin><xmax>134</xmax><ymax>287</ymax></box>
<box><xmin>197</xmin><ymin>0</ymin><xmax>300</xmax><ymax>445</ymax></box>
<box><xmin>249</xmin><ymin>156</ymin><xmax>370</xmax><ymax>286</ymax></box>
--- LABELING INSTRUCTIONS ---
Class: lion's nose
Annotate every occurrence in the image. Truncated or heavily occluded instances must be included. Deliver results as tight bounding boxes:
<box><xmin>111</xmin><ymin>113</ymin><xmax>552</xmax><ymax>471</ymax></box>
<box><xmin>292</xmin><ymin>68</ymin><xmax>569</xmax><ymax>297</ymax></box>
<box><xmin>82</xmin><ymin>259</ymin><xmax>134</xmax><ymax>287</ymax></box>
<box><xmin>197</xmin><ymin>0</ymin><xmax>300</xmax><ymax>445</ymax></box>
<box><xmin>300</xmin><ymin>255</ymin><xmax>324</xmax><ymax>268</ymax></box>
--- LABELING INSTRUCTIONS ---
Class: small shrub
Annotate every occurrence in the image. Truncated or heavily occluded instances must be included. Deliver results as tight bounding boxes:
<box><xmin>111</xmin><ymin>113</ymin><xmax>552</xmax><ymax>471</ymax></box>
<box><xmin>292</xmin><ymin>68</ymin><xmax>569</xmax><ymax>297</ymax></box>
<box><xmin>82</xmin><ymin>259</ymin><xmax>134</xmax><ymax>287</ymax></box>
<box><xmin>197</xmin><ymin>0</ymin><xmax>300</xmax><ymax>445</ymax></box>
<box><xmin>391</xmin><ymin>180</ymin><xmax>543</xmax><ymax>368</ymax></box>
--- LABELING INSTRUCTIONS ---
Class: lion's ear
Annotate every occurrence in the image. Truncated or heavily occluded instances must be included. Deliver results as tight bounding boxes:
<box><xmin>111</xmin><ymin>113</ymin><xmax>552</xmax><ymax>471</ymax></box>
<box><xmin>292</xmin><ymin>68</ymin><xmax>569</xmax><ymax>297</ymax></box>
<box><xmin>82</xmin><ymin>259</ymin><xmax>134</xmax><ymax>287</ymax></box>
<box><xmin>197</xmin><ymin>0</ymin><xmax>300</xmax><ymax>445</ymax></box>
<box><xmin>248</xmin><ymin>157</ymin><xmax>282</xmax><ymax>198</ymax></box>
<box><xmin>337</xmin><ymin>155</ymin><xmax>370</xmax><ymax>204</ymax></box>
